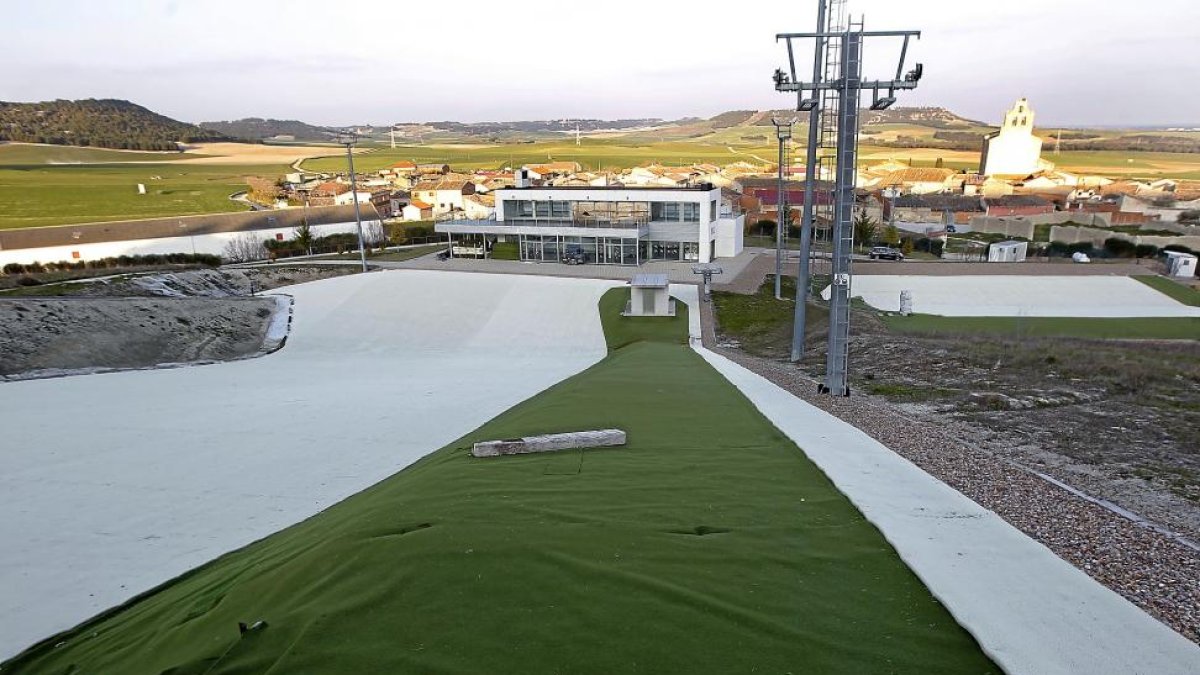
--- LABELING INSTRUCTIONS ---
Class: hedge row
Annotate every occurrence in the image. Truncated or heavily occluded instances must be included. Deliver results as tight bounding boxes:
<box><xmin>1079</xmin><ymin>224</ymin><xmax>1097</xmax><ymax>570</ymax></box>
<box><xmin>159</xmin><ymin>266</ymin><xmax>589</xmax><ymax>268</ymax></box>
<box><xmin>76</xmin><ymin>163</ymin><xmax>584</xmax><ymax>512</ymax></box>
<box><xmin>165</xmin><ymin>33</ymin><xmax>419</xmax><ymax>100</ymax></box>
<box><xmin>2</xmin><ymin>253</ymin><xmax>221</xmax><ymax>276</ymax></box>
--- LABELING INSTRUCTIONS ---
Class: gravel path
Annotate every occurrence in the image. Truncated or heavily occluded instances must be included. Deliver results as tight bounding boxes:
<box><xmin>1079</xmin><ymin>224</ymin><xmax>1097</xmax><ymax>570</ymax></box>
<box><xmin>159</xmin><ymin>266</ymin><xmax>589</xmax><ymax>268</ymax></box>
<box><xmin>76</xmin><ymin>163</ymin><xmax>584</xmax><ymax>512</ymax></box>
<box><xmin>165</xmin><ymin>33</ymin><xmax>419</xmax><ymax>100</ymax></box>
<box><xmin>698</xmin><ymin>306</ymin><xmax>1200</xmax><ymax>644</ymax></box>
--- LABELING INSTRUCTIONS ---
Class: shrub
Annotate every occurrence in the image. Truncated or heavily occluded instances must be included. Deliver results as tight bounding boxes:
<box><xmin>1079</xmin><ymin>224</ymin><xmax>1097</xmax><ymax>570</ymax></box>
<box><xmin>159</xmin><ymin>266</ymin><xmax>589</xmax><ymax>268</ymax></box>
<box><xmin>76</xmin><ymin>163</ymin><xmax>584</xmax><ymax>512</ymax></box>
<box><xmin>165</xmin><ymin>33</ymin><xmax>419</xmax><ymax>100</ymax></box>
<box><xmin>914</xmin><ymin>237</ymin><xmax>944</xmax><ymax>257</ymax></box>
<box><xmin>1103</xmin><ymin>237</ymin><xmax>1137</xmax><ymax>258</ymax></box>
<box><xmin>1134</xmin><ymin>244</ymin><xmax>1159</xmax><ymax>258</ymax></box>
<box><xmin>3</xmin><ymin>263</ymin><xmax>25</xmax><ymax>275</ymax></box>
<box><xmin>16</xmin><ymin>276</ymin><xmax>42</xmax><ymax>287</ymax></box>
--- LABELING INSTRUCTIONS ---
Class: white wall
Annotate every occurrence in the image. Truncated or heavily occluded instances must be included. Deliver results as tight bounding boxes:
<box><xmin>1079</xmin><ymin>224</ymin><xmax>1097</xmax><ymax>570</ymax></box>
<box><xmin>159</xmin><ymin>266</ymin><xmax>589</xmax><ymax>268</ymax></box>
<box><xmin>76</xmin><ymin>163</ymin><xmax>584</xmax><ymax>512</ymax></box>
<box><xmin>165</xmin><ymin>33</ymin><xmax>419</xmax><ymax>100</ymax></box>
<box><xmin>0</xmin><ymin>220</ymin><xmax>377</xmax><ymax>267</ymax></box>
<box><xmin>714</xmin><ymin>215</ymin><xmax>745</xmax><ymax>259</ymax></box>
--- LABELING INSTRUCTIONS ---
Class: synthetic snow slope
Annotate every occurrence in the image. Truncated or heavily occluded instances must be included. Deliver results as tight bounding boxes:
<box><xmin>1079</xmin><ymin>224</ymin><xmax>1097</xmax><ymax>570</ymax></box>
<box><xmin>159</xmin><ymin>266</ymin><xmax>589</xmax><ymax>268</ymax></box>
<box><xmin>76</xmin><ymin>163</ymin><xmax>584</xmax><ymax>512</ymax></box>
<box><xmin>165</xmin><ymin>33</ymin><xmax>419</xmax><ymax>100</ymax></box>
<box><xmin>827</xmin><ymin>275</ymin><xmax>1200</xmax><ymax>317</ymax></box>
<box><xmin>0</xmin><ymin>270</ymin><xmax>619</xmax><ymax>660</ymax></box>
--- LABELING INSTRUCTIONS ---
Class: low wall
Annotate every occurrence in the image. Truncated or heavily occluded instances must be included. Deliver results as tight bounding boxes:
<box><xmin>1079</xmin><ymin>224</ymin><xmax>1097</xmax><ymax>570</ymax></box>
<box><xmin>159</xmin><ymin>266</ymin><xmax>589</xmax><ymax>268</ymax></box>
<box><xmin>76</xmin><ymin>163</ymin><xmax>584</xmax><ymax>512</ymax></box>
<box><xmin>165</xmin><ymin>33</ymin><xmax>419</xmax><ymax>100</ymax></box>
<box><xmin>0</xmin><ymin>221</ymin><xmax>374</xmax><ymax>267</ymax></box>
<box><xmin>966</xmin><ymin>217</ymin><xmax>1036</xmax><ymax>240</ymax></box>
<box><xmin>1049</xmin><ymin>225</ymin><xmax>1200</xmax><ymax>251</ymax></box>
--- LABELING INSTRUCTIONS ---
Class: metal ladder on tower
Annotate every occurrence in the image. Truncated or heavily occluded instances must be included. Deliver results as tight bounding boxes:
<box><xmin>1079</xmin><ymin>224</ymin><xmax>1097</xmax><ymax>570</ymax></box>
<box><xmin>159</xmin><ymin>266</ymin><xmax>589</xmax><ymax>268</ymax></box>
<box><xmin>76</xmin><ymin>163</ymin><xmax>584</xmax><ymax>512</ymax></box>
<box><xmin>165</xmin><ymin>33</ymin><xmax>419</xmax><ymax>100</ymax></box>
<box><xmin>823</xmin><ymin>20</ymin><xmax>864</xmax><ymax>396</ymax></box>
<box><xmin>810</xmin><ymin>0</ymin><xmax>845</xmax><ymax>281</ymax></box>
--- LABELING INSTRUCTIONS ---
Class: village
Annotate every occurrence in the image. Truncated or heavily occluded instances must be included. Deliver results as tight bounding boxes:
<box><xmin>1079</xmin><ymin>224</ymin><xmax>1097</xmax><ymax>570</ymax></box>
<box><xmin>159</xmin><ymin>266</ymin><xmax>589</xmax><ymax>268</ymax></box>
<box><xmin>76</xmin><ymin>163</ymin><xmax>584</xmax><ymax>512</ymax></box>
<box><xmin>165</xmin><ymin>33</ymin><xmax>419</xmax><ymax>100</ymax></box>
<box><xmin>256</xmin><ymin>98</ymin><xmax>1200</xmax><ymax>269</ymax></box>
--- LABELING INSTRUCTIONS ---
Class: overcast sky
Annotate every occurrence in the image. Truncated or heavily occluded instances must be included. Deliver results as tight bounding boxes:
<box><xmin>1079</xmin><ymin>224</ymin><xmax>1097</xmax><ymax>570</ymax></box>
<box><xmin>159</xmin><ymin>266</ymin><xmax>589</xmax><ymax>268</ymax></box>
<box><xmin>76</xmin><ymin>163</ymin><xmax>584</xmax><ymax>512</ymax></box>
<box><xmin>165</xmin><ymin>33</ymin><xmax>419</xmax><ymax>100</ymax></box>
<box><xmin>2</xmin><ymin>0</ymin><xmax>1197</xmax><ymax>127</ymax></box>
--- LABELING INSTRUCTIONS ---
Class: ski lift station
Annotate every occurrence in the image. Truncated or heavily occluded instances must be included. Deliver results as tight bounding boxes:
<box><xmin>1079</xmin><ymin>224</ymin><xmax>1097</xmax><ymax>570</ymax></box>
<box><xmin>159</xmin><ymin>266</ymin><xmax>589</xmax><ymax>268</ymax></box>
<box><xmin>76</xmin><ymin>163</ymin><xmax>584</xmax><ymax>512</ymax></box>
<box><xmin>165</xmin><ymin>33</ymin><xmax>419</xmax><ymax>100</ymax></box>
<box><xmin>624</xmin><ymin>273</ymin><xmax>674</xmax><ymax>316</ymax></box>
<box><xmin>987</xmin><ymin>240</ymin><xmax>1028</xmax><ymax>263</ymax></box>
<box><xmin>1164</xmin><ymin>250</ymin><xmax>1197</xmax><ymax>278</ymax></box>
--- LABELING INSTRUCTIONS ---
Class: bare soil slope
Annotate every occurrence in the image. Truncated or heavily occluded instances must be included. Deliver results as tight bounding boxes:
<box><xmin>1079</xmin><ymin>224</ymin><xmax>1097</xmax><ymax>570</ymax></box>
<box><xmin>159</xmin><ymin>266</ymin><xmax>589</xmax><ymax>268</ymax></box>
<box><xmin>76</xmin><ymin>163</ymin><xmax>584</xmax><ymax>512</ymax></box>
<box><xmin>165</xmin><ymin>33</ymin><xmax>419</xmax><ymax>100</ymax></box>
<box><xmin>0</xmin><ymin>297</ymin><xmax>276</xmax><ymax>377</ymax></box>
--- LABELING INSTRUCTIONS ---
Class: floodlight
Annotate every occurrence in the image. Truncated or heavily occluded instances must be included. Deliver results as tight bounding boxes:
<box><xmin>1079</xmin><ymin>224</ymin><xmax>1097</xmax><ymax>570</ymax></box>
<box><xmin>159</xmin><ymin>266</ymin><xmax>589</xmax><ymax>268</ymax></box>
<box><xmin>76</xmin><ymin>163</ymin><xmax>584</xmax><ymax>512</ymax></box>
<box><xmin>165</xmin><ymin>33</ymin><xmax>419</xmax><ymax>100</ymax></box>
<box><xmin>905</xmin><ymin>63</ymin><xmax>924</xmax><ymax>83</ymax></box>
<box><xmin>870</xmin><ymin>96</ymin><xmax>897</xmax><ymax>110</ymax></box>
<box><xmin>773</xmin><ymin>69</ymin><xmax>790</xmax><ymax>87</ymax></box>
<box><xmin>799</xmin><ymin>97</ymin><xmax>819</xmax><ymax>112</ymax></box>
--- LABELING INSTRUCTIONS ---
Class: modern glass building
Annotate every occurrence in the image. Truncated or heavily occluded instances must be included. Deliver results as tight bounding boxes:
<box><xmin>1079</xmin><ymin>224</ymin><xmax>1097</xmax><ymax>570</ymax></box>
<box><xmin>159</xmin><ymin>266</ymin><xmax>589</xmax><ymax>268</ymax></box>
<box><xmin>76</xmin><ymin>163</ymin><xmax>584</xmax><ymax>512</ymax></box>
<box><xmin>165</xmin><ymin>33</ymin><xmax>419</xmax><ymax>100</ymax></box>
<box><xmin>435</xmin><ymin>184</ymin><xmax>744</xmax><ymax>265</ymax></box>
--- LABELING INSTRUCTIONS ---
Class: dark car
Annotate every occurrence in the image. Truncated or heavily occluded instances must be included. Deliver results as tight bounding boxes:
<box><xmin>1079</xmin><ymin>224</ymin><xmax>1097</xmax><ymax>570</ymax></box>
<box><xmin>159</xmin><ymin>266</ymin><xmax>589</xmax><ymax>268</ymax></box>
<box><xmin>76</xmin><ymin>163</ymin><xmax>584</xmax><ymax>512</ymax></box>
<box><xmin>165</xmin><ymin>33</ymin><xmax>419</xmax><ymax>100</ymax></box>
<box><xmin>561</xmin><ymin>247</ymin><xmax>588</xmax><ymax>265</ymax></box>
<box><xmin>869</xmin><ymin>246</ymin><xmax>904</xmax><ymax>261</ymax></box>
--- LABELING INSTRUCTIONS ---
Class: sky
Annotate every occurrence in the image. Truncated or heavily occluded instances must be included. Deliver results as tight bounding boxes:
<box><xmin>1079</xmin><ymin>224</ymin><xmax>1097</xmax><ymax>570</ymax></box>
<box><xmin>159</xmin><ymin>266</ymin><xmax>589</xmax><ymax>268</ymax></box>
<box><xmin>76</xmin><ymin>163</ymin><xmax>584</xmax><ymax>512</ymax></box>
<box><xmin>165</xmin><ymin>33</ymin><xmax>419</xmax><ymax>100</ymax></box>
<box><xmin>2</xmin><ymin>0</ymin><xmax>1198</xmax><ymax>128</ymax></box>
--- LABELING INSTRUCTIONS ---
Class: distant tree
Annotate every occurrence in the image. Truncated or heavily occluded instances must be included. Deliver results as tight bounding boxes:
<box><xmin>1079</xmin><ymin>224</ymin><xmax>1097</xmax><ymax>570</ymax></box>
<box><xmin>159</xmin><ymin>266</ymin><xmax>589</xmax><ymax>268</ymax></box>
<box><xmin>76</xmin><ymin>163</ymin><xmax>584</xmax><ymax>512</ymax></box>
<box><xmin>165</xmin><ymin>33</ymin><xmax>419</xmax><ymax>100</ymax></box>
<box><xmin>934</xmin><ymin>157</ymin><xmax>945</xmax><ymax>168</ymax></box>
<box><xmin>365</xmin><ymin>220</ymin><xmax>387</xmax><ymax>249</ymax></box>
<box><xmin>293</xmin><ymin>220</ymin><xmax>314</xmax><ymax>256</ymax></box>
<box><xmin>882</xmin><ymin>223</ymin><xmax>901</xmax><ymax>247</ymax></box>
<box><xmin>852</xmin><ymin>210</ymin><xmax>878</xmax><ymax>252</ymax></box>
<box><xmin>1179</xmin><ymin>209</ymin><xmax>1200</xmax><ymax>224</ymax></box>
<box><xmin>901</xmin><ymin>237</ymin><xmax>914</xmax><ymax>255</ymax></box>
<box><xmin>222</xmin><ymin>233</ymin><xmax>267</xmax><ymax>263</ymax></box>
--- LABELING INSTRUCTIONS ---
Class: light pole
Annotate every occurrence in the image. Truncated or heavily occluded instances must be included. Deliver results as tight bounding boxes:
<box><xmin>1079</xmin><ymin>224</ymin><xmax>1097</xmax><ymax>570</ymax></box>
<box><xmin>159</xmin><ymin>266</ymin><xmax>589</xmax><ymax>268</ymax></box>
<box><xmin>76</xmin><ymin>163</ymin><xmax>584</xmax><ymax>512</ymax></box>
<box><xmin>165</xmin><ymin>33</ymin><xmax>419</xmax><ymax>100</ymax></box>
<box><xmin>770</xmin><ymin>117</ymin><xmax>795</xmax><ymax>300</ymax></box>
<box><xmin>335</xmin><ymin>132</ymin><xmax>369</xmax><ymax>273</ymax></box>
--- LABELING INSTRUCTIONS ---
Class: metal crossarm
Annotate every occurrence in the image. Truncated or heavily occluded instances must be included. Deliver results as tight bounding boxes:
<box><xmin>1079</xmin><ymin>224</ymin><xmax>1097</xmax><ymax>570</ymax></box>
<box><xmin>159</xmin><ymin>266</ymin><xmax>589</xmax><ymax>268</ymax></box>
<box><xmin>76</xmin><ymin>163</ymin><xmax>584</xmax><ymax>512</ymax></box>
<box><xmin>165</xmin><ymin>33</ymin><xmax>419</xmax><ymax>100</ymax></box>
<box><xmin>773</xmin><ymin>1</ymin><xmax>923</xmax><ymax>396</ymax></box>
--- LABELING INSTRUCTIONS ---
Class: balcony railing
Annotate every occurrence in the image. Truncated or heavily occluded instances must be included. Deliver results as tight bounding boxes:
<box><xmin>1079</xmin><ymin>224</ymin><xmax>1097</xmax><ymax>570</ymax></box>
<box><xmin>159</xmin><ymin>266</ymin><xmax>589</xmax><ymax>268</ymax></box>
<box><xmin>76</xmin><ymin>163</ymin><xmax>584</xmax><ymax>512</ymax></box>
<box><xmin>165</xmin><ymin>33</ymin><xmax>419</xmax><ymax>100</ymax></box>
<box><xmin>450</xmin><ymin>217</ymin><xmax>653</xmax><ymax>230</ymax></box>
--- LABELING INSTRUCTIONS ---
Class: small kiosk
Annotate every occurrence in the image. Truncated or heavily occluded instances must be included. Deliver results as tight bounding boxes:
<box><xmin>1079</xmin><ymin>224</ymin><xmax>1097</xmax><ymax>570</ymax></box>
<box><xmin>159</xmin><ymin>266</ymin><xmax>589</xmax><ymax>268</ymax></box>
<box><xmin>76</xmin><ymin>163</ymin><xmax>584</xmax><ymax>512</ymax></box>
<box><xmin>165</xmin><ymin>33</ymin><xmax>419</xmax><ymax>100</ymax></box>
<box><xmin>625</xmin><ymin>274</ymin><xmax>674</xmax><ymax>317</ymax></box>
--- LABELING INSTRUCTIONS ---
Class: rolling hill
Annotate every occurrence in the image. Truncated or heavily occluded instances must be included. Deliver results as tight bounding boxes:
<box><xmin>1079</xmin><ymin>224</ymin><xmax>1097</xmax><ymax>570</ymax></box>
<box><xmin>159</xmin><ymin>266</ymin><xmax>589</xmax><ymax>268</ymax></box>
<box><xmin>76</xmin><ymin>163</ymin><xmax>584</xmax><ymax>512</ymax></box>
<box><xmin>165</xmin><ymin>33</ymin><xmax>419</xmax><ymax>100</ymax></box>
<box><xmin>0</xmin><ymin>99</ymin><xmax>225</xmax><ymax>151</ymax></box>
<box><xmin>199</xmin><ymin>118</ymin><xmax>335</xmax><ymax>142</ymax></box>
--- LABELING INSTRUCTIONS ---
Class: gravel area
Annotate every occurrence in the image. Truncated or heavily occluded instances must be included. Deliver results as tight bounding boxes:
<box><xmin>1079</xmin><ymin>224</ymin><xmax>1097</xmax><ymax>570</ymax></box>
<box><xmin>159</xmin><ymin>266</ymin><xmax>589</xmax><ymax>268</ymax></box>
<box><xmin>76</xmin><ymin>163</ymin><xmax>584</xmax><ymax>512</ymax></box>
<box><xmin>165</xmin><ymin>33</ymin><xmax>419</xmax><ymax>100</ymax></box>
<box><xmin>699</xmin><ymin>302</ymin><xmax>1200</xmax><ymax>644</ymax></box>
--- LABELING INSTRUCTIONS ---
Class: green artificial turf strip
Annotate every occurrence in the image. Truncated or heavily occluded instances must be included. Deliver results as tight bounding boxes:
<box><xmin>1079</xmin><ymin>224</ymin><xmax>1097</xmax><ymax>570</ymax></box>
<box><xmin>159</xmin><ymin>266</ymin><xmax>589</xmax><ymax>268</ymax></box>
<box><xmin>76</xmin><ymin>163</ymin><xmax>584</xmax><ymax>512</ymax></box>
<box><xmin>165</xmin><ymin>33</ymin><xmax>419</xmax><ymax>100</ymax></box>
<box><xmin>4</xmin><ymin>289</ymin><xmax>996</xmax><ymax>674</ymax></box>
<box><xmin>1133</xmin><ymin>275</ymin><xmax>1200</xmax><ymax>307</ymax></box>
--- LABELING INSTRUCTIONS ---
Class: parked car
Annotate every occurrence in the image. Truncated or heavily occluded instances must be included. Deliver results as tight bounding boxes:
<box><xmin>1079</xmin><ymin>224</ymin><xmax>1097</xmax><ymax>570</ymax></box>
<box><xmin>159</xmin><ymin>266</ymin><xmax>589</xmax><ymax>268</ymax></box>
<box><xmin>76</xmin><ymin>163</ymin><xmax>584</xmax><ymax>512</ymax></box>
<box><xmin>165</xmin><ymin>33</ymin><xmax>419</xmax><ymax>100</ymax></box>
<box><xmin>561</xmin><ymin>246</ymin><xmax>589</xmax><ymax>265</ymax></box>
<box><xmin>869</xmin><ymin>246</ymin><xmax>905</xmax><ymax>261</ymax></box>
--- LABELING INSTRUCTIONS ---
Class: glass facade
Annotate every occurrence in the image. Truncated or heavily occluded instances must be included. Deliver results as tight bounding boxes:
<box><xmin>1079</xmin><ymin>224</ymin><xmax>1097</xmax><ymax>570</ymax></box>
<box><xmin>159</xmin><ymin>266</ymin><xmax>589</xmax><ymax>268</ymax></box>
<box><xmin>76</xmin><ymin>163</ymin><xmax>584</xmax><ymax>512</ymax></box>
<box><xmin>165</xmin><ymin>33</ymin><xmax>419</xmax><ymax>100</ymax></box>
<box><xmin>641</xmin><ymin>240</ymin><xmax>700</xmax><ymax>262</ymax></box>
<box><xmin>519</xmin><ymin>234</ymin><xmax>638</xmax><ymax>265</ymax></box>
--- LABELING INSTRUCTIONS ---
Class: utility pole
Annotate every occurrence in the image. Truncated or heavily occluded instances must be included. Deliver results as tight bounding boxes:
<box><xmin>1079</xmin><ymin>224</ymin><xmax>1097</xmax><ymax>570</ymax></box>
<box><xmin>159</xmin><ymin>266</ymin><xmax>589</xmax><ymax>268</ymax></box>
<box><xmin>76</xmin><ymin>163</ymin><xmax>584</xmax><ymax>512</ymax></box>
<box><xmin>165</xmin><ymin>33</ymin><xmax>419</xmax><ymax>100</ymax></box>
<box><xmin>336</xmin><ymin>133</ymin><xmax>369</xmax><ymax>273</ymax></box>
<box><xmin>771</xmin><ymin>117</ymin><xmax>794</xmax><ymax>300</ymax></box>
<box><xmin>775</xmin><ymin>6</ymin><xmax>923</xmax><ymax>395</ymax></box>
<box><xmin>790</xmin><ymin>0</ymin><xmax>829</xmax><ymax>363</ymax></box>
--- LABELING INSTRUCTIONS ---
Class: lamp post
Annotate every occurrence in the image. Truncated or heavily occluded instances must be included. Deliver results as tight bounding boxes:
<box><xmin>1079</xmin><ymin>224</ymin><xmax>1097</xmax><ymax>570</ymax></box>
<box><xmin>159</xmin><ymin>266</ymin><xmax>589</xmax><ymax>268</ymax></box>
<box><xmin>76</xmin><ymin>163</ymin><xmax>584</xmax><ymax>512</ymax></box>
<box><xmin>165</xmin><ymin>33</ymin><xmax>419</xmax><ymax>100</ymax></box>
<box><xmin>335</xmin><ymin>132</ymin><xmax>369</xmax><ymax>273</ymax></box>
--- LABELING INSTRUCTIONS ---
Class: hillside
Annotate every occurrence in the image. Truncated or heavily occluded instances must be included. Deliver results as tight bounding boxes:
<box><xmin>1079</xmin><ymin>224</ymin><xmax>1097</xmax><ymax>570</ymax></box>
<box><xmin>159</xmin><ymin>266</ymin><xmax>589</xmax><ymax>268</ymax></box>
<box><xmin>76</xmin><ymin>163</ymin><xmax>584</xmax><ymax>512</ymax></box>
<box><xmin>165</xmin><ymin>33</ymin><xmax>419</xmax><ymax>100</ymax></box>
<box><xmin>200</xmin><ymin>117</ymin><xmax>334</xmax><ymax>142</ymax></box>
<box><xmin>0</xmin><ymin>99</ymin><xmax>225</xmax><ymax>151</ymax></box>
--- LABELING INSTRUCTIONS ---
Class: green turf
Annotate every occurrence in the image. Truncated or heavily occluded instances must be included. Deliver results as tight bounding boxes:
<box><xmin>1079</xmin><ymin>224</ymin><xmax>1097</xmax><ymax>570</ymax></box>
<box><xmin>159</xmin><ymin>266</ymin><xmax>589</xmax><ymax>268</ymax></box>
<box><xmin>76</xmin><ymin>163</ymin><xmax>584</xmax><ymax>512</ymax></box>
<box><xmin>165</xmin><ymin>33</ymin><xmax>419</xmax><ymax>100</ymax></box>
<box><xmin>299</xmin><ymin>138</ymin><xmax>779</xmax><ymax>173</ymax></box>
<box><xmin>881</xmin><ymin>313</ymin><xmax>1200</xmax><ymax>339</ymax></box>
<box><xmin>0</xmin><ymin>163</ymin><xmax>287</xmax><ymax>229</ymax></box>
<box><xmin>2</xmin><ymin>288</ymin><xmax>996</xmax><ymax>674</ymax></box>
<box><xmin>1133</xmin><ymin>275</ymin><xmax>1200</xmax><ymax>306</ymax></box>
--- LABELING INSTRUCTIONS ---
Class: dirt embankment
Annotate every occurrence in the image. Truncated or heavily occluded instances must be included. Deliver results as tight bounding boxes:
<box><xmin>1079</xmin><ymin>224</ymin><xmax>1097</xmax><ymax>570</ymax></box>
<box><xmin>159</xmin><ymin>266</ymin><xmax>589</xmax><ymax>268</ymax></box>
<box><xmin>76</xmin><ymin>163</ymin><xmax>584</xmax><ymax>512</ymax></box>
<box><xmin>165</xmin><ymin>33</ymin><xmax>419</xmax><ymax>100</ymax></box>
<box><xmin>0</xmin><ymin>266</ymin><xmax>352</xmax><ymax>380</ymax></box>
<box><xmin>0</xmin><ymin>297</ymin><xmax>278</xmax><ymax>378</ymax></box>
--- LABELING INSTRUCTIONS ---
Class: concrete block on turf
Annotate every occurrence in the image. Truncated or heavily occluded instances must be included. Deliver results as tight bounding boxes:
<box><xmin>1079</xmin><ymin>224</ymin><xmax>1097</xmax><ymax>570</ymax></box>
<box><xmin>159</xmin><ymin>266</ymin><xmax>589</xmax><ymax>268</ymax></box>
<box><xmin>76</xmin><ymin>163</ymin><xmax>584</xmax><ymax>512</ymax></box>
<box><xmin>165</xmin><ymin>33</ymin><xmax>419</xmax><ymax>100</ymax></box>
<box><xmin>472</xmin><ymin>429</ymin><xmax>627</xmax><ymax>458</ymax></box>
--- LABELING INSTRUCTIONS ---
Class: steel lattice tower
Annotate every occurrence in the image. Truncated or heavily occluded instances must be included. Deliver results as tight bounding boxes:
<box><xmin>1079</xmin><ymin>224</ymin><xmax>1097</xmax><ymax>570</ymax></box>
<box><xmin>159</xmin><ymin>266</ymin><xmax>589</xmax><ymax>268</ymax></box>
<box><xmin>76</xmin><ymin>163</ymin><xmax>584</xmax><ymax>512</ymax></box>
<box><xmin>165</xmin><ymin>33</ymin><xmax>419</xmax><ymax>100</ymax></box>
<box><xmin>774</xmin><ymin>1</ymin><xmax>923</xmax><ymax>395</ymax></box>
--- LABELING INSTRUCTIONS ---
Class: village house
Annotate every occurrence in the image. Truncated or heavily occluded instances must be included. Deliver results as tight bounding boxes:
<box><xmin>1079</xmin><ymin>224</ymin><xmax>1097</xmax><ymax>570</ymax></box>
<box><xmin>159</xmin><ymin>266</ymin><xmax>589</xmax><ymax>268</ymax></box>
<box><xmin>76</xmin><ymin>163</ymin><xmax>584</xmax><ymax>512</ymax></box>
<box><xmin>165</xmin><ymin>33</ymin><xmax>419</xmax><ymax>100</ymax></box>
<box><xmin>402</xmin><ymin>200</ymin><xmax>434</xmax><ymax>221</ymax></box>
<box><xmin>876</xmin><ymin>167</ymin><xmax>956</xmax><ymax>195</ymax></box>
<box><xmin>463</xmin><ymin>193</ymin><xmax>496</xmax><ymax>220</ymax></box>
<box><xmin>306</xmin><ymin>180</ymin><xmax>351</xmax><ymax>207</ymax></box>
<box><xmin>411</xmin><ymin>176</ymin><xmax>477</xmax><ymax>216</ymax></box>
<box><xmin>982</xmin><ymin>194</ymin><xmax>1056</xmax><ymax>217</ymax></box>
<box><xmin>887</xmin><ymin>194</ymin><xmax>984</xmax><ymax>226</ymax></box>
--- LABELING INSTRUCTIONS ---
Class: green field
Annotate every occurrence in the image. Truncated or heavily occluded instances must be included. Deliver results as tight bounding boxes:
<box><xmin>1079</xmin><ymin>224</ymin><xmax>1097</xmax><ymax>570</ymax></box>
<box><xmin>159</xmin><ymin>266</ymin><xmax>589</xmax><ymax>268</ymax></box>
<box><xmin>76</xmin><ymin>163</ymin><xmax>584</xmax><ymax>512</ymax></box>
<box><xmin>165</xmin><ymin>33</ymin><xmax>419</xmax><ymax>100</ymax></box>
<box><xmin>0</xmin><ymin>162</ymin><xmax>286</xmax><ymax>229</ymax></box>
<box><xmin>0</xmin><ymin>143</ymin><xmax>203</xmax><ymax>165</ymax></box>
<box><xmin>880</xmin><ymin>314</ymin><xmax>1200</xmax><ymax>339</ymax></box>
<box><xmin>5</xmin><ymin>131</ymin><xmax>1199</xmax><ymax>231</ymax></box>
<box><xmin>3</xmin><ymin>289</ymin><xmax>995</xmax><ymax>674</ymax></box>
<box><xmin>1133</xmin><ymin>274</ymin><xmax>1200</xmax><ymax>306</ymax></box>
<box><xmin>301</xmin><ymin>138</ymin><xmax>779</xmax><ymax>173</ymax></box>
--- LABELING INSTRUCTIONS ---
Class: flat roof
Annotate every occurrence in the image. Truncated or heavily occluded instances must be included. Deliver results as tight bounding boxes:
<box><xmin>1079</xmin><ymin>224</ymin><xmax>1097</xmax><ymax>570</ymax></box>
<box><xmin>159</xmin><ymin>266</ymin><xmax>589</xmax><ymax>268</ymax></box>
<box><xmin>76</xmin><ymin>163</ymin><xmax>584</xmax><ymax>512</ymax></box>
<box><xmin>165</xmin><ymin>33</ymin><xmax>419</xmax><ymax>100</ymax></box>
<box><xmin>500</xmin><ymin>184</ymin><xmax>717</xmax><ymax>192</ymax></box>
<box><xmin>631</xmin><ymin>273</ymin><xmax>669</xmax><ymax>288</ymax></box>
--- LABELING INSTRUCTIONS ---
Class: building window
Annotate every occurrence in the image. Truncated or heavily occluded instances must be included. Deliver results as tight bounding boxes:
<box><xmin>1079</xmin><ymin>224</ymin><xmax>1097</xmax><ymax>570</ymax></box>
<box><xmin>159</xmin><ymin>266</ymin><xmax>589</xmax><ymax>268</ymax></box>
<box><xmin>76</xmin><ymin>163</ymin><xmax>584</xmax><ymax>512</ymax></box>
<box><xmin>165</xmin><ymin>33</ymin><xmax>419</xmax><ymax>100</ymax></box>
<box><xmin>711</xmin><ymin>200</ymin><xmax>717</xmax><ymax>221</ymax></box>
<box><xmin>681</xmin><ymin>202</ymin><xmax>699</xmax><ymax>222</ymax></box>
